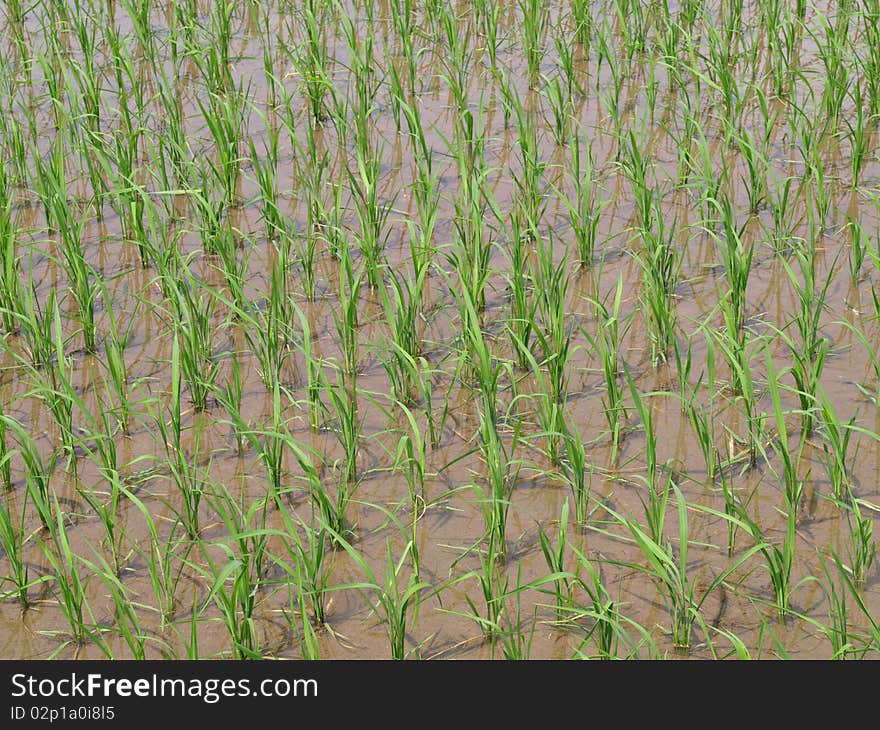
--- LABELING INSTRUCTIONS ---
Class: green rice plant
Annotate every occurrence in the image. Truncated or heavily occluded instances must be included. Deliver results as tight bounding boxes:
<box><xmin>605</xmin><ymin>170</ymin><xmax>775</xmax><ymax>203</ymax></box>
<box><xmin>333</xmin><ymin>241</ymin><xmax>363</xmax><ymax>395</ymax></box>
<box><xmin>508</xmin><ymin>330</ymin><xmax>566</xmax><ymax>468</ymax></box>
<box><xmin>390</xmin><ymin>401</ymin><xmax>429</xmax><ymax>507</ymax></box>
<box><xmin>438</xmin><ymin>4</ymin><xmax>474</xmax><ymax>112</ymax></box>
<box><xmin>167</xmin><ymin>266</ymin><xmax>220</xmax><ymax>412</ymax></box>
<box><xmin>708</xmin><ymin>193</ymin><xmax>753</xmax><ymax>335</ymax></box>
<box><xmin>0</xmin><ymin>403</ymin><xmax>10</xmax><ymax>491</ymax></box>
<box><xmin>0</xmin><ymin>489</ymin><xmax>45</xmax><ymax>606</ymax></box>
<box><xmin>845</xmin><ymin>82</ymin><xmax>869</xmax><ymax>189</ymax></box>
<box><xmin>448</xmin><ymin>116</ymin><xmax>496</xmax><ymax>314</ymax></box>
<box><xmin>347</xmin><ymin>122</ymin><xmax>394</xmax><ymax>291</ymax></box>
<box><xmin>815</xmin><ymin>386</ymin><xmax>858</xmax><ymax>501</ymax></box>
<box><xmin>568</xmin><ymin>544</ymin><xmax>644</xmax><ymax>659</ymax></box>
<box><xmin>623</xmin><ymin>366</ymin><xmax>667</xmax><ymax>543</ymax></box>
<box><xmin>99</xmin><ymin>283</ymin><xmax>140</xmax><ymax>435</ymax></box>
<box><xmin>531</xmin><ymin>234</ymin><xmax>575</xmax><ymax>412</ymax></box>
<box><xmin>0</xmin><ymin>414</ymin><xmax>56</xmax><ymax>533</ymax></box>
<box><xmin>80</xmin><ymin>549</ymin><xmax>161</xmax><ymax>660</ymax></box>
<box><xmin>377</xmin><ymin>262</ymin><xmax>427</xmax><ymax>406</ymax></box>
<box><xmin>814</xmin><ymin>551</ymin><xmax>861</xmax><ymax>659</ymax></box>
<box><xmin>842</xmin><ymin>496</ymin><xmax>877</xmax><ymax>590</ymax></box>
<box><xmin>273</xmin><ymin>504</ymin><xmax>334</xmax><ymax>627</ymax></box>
<box><xmin>76</xmin><ymin>412</ymin><xmax>127</xmax><ymax>577</ymax></box>
<box><xmin>776</xmin><ymin>245</ymin><xmax>835</xmax><ymax>436</ymax></box>
<box><xmin>0</xmin><ymin>161</ymin><xmax>21</xmax><ymax>334</ymax></box>
<box><xmin>322</xmin><ymin>368</ymin><xmax>363</xmax><ymax>492</ymax></box>
<box><xmin>328</xmin><ymin>530</ymin><xmax>430</xmax><ymax>660</ymax></box>
<box><xmin>124</xmin><ymin>486</ymin><xmax>193</xmax><ymax>627</ymax></box>
<box><xmin>558</xmin><ymin>131</ymin><xmax>606</xmax><ymax>267</ymax></box>
<box><xmin>735</xmin><ymin>126</ymin><xmax>770</xmax><ymax>216</ymax></box>
<box><xmin>765</xmin><ymin>350</ymin><xmax>807</xmax><ymax>513</ymax></box>
<box><xmin>542</xmin><ymin>73</ymin><xmax>572</xmax><ymax>146</ymax></box>
<box><xmin>705</xmin><ymin>319</ymin><xmax>765</xmax><ymax>467</ymax></box>
<box><xmin>286</xmin><ymin>0</ymin><xmax>332</xmax><ymax>126</ymax></box>
<box><xmin>473</xmin><ymin>404</ymin><xmax>523</xmax><ymax>562</ymax></box>
<box><xmin>34</xmin><ymin>157</ymin><xmax>99</xmax><ymax>354</ymax></box>
<box><xmin>519</xmin><ymin>0</ymin><xmax>548</xmax><ymax>83</ymax></box>
<box><xmin>560</xmin><ymin>417</ymin><xmax>592</xmax><ymax>524</ymax></box>
<box><xmin>155</xmin><ymin>334</ymin><xmax>206</xmax><ymax>538</ymax></box>
<box><xmin>41</xmin><ymin>496</ymin><xmax>94</xmax><ymax>648</ymax></box>
<box><xmin>193</xmin><ymin>541</ymin><xmax>262</xmax><ymax>660</ymax></box>
<box><xmin>502</xmin><ymin>215</ymin><xmax>539</xmax><ymax>371</ymax></box>
<box><xmin>510</xmin><ymin>103</ymin><xmax>548</xmax><ymax>236</ymax></box>
<box><xmin>582</xmin><ymin>276</ymin><xmax>630</xmax><ymax>461</ymax></box>
<box><xmin>537</xmin><ymin>500</ymin><xmax>575</xmax><ymax>616</ymax></box>
<box><xmin>602</xmin><ymin>485</ymin><xmax>762</xmax><ymax>652</ymax></box>
<box><xmin>735</xmin><ymin>502</ymin><xmax>799</xmax><ymax>621</ymax></box>
<box><xmin>846</xmin><ymin>214</ymin><xmax>867</xmax><ymax>282</ymax></box>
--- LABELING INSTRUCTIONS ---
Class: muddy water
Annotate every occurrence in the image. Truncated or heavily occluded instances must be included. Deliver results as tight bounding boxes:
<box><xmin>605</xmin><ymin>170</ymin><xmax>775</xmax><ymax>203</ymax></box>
<box><xmin>1</xmin><ymin>0</ymin><xmax>880</xmax><ymax>659</ymax></box>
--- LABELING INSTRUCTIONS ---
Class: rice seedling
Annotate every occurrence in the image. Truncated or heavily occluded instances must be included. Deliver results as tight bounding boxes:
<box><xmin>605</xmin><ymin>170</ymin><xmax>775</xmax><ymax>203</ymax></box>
<box><xmin>0</xmin><ymin>162</ymin><xmax>21</xmax><ymax>334</ymax></box>
<box><xmin>327</xmin><ymin>529</ymin><xmax>430</xmax><ymax>660</ymax></box>
<box><xmin>559</xmin><ymin>131</ymin><xmax>606</xmax><ymax>268</ymax></box>
<box><xmin>272</xmin><ymin>503</ymin><xmax>334</xmax><ymax>628</ymax></box>
<box><xmin>40</xmin><ymin>495</ymin><xmax>94</xmax><ymax>648</ymax></box>
<box><xmin>0</xmin><ymin>489</ymin><xmax>42</xmax><ymax>607</ymax></box>
<box><xmin>600</xmin><ymin>484</ymin><xmax>762</xmax><ymax>653</ymax></box>
<box><xmin>582</xmin><ymin>275</ymin><xmax>630</xmax><ymax>461</ymax></box>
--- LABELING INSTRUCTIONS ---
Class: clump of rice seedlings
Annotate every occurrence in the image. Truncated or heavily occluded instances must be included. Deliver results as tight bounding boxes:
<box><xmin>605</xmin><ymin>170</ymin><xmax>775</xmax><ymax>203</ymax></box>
<box><xmin>602</xmin><ymin>485</ymin><xmax>761</xmax><ymax>653</ymax></box>
<box><xmin>155</xmin><ymin>334</ymin><xmax>206</xmax><ymax>538</ymax></box>
<box><xmin>377</xmin><ymin>261</ymin><xmax>427</xmax><ymax>407</ymax></box>
<box><xmin>347</xmin><ymin>115</ymin><xmax>394</xmax><ymax>291</ymax></box>
<box><xmin>568</xmin><ymin>544</ymin><xmax>642</xmax><ymax>659</ymax></box>
<box><xmin>34</xmin><ymin>149</ymin><xmax>100</xmax><ymax>354</ymax></box>
<box><xmin>560</xmin><ymin>417</ymin><xmax>592</xmax><ymax>524</ymax></box>
<box><xmin>1</xmin><ymin>413</ymin><xmax>57</xmax><ymax>533</ymax></box>
<box><xmin>124</xmin><ymin>487</ymin><xmax>192</xmax><ymax>628</ymax></box>
<box><xmin>776</xmin><ymin>245</ymin><xmax>835</xmax><ymax>436</ymax></box>
<box><xmin>473</xmin><ymin>403</ymin><xmax>523</xmax><ymax>562</ymax></box>
<box><xmin>709</xmin><ymin>193</ymin><xmax>753</xmax><ymax>336</ymax></box>
<box><xmin>0</xmin><ymin>403</ymin><xmax>10</xmax><ymax>491</ymax></box>
<box><xmin>40</xmin><ymin>497</ymin><xmax>96</xmax><ymax>649</ymax></box>
<box><xmin>438</xmin><ymin>4</ymin><xmax>475</xmax><ymax>113</ymax></box>
<box><xmin>273</xmin><ymin>504</ymin><xmax>334</xmax><ymax>628</ymax></box>
<box><xmin>332</xmin><ymin>241</ymin><xmax>363</xmax><ymax>395</ymax></box>
<box><xmin>196</xmin><ymin>83</ymin><xmax>250</xmax><ymax>210</ymax></box>
<box><xmin>502</xmin><ymin>215</ymin><xmax>539</xmax><ymax>371</ymax></box>
<box><xmin>0</xmin><ymin>490</ymin><xmax>42</xmax><ymax>607</ymax></box>
<box><xmin>520</xmin><ymin>0</ymin><xmax>548</xmax><ymax>83</ymax></box>
<box><xmin>166</xmin><ymin>266</ymin><xmax>220</xmax><ymax>412</ymax></box>
<box><xmin>705</xmin><ymin>320</ymin><xmax>765</xmax><ymax>468</ymax></box>
<box><xmin>839</xmin><ymin>495</ymin><xmax>877</xmax><ymax>591</ymax></box>
<box><xmin>815</xmin><ymin>386</ymin><xmax>858</xmax><ymax>501</ymax></box>
<box><xmin>635</xmin><ymin>200</ymin><xmax>680</xmax><ymax>366</ymax></box>
<box><xmin>582</xmin><ymin>276</ymin><xmax>630</xmax><ymax>461</ymax></box>
<box><xmin>329</xmin><ymin>530</ymin><xmax>430</xmax><ymax>660</ymax></box>
<box><xmin>321</xmin><ymin>366</ymin><xmax>363</xmax><ymax>493</ymax></box>
<box><xmin>448</xmin><ymin>108</ymin><xmax>495</xmax><ymax>314</ymax></box>
<box><xmin>559</xmin><ymin>131</ymin><xmax>606</xmax><ymax>267</ymax></box>
<box><xmin>532</xmin><ymin>234</ymin><xmax>575</xmax><ymax>410</ymax></box>
<box><xmin>99</xmin><ymin>285</ymin><xmax>140</xmax><ymax>435</ymax></box>
<box><xmin>390</xmin><ymin>401</ymin><xmax>428</xmax><ymax>507</ymax></box>
<box><xmin>77</xmin><ymin>412</ymin><xmax>128</xmax><ymax>577</ymax></box>
<box><xmin>194</xmin><ymin>539</ymin><xmax>262</xmax><ymax>660</ymax></box>
<box><xmin>286</xmin><ymin>0</ymin><xmax>333</xmax><ymax>126</ymax></box>
<box><xmin>0</xmin><ymin>161</ymin><xmax>21</xmax><ymax>334</ymax></box>
<box><xmin>624</xmin><ymin>367</ymin><xmax>668</xmax><ymax>544</ymax></box>
<box><xmin>511</xmin><ymin>102</ymin><xmax>548</xmax><ymax>241</ymax></box>
<box><xmin>537</xmin><ymin>500</ymin><xmax>575</xmax><ymax>616</ymax></box>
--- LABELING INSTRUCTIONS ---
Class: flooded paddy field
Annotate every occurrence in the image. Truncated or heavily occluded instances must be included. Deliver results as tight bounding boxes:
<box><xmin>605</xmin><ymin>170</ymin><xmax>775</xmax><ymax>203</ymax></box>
<box><xmin>2</xmin><ymin>0</ymin><xmax>880</xmax><ymax>659</ymax></box>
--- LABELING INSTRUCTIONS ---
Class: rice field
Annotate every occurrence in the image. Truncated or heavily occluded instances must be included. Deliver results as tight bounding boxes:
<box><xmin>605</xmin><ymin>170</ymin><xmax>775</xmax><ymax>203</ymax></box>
<box><xmin>2</xmin><ymin>0</ymin><xmax>880</xmax><ymax>660</ymax></box>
